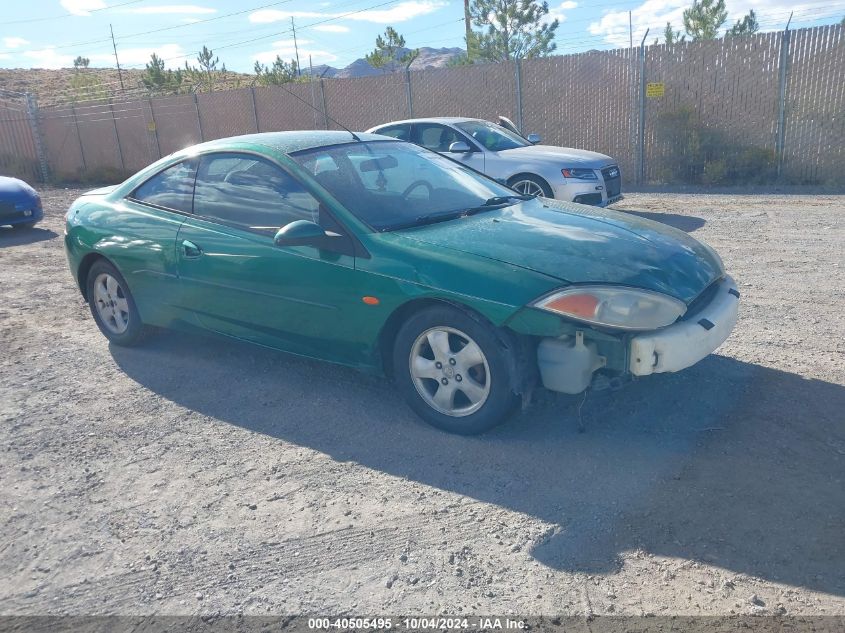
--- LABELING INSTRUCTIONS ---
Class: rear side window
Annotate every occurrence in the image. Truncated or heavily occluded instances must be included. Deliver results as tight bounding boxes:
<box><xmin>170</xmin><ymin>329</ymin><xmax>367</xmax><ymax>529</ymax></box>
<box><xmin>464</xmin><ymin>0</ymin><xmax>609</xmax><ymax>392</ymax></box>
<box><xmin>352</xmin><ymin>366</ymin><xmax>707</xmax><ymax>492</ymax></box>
<box><xmin>130</xmin><ymin>159</ymin><xmax>197</xmax><ymax>213</ymax></box>
<box><xmin>374</xmin><ymin>124</ymin><xmax>411</xmax><ymax>141</ymax></box>
<box><xmin>193</xmin><ymin>153</ymin><xmax>320</xmax><ymax>234</ymax></box>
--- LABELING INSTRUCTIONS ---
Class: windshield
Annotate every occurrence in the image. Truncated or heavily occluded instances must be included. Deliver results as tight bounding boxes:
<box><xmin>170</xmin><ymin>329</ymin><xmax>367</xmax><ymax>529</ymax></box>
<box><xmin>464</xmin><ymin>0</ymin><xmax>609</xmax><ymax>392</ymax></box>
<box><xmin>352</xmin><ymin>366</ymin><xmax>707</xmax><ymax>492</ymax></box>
<box><xmin>290</xmin><ymin>141</ymin><xmax>521</xmax><ymax>231</ymax></box>
<box><xmin>455</xmin><ymin>120</ymin><xmax>530</xmax><ymax>151</ymax></box>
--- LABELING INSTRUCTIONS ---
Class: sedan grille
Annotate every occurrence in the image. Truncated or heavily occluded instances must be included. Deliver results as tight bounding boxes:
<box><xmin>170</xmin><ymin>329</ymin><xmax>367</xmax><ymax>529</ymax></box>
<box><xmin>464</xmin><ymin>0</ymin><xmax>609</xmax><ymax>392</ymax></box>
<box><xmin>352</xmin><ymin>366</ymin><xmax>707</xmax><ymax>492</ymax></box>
<box><xmin>601</xmin><ymin>166</ymin><xmax>621</xmax><ymax>198</ymax></box>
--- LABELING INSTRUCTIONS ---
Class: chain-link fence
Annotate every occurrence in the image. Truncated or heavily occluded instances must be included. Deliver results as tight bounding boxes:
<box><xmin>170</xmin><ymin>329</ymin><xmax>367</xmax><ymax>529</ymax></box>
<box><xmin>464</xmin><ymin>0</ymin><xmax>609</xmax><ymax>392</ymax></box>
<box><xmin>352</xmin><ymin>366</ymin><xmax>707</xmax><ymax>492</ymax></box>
<box><xmin>3</xmin><ymin>24</ymin><xmax>844</xmax><ymax>186</ymax></box>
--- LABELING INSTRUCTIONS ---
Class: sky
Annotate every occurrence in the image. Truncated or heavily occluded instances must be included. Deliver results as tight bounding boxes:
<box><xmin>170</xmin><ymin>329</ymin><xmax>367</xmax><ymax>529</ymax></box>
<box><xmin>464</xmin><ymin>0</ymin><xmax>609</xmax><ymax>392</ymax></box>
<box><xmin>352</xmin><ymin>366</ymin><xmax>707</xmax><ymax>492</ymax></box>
<box><xmin>0</xmin><ymin>0</ymin><xmax>843</xmax><ymax>74</ymax></box>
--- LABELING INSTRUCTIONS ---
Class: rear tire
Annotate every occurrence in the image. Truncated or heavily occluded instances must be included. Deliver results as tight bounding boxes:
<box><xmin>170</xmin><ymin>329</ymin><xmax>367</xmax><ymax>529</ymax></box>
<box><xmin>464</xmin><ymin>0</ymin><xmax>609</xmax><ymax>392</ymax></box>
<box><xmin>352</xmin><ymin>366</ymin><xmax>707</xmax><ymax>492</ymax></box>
<box><xmin>86</xmin><ymin>259</ymin><xmax>149</xmax><ymax>347</ymax></box>
<box><xmin>393</xmin><ymin>305</ymin><xmax>519</xmax><ymax>435</ymax></box>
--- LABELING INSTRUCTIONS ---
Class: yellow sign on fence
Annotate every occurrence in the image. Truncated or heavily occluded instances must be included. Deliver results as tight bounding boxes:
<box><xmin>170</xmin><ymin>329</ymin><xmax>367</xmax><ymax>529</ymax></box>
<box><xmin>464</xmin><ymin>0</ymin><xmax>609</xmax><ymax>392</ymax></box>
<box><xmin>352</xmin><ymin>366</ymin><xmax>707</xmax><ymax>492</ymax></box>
<box><xmin>147</xmin><ymin>122</ymin><xmax>156</xmax><ymax>132</ymax></box>
<box><xmin>646</xmin><ymin>82</ymin><xmax>665</xmax><ymax>98</ymax></box>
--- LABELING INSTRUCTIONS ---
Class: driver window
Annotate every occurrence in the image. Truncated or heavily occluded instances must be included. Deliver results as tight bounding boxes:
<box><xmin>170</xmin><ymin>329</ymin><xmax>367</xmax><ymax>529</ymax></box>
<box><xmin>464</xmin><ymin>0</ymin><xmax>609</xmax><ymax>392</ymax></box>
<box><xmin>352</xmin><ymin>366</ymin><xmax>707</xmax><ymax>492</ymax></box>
<box><xmin>193</xmin><ymin>153</ymin><xmax>320</xmax><ymax>235</ymax></box>
<box><xmin>415</xmin><ymin>124</ymin><xmax>461</xmax><ymax>152</ymax></box>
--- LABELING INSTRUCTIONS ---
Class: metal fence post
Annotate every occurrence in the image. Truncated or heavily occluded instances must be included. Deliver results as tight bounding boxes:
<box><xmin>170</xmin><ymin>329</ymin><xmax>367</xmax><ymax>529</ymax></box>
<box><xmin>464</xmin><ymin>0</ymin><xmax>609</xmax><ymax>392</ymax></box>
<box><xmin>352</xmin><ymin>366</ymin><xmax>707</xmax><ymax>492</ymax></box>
<box><xmin>70</xmin><ymin>103</ymin><xmax>87</xmax><ymax>174</ymax></box>
<box><xmin>776</xmin><ymin>19</ymin><xmax>793</xmax><ymax>178</ymax></box>
<box><xmin>637</xmin><ymin>29</ymin><xmax>649</xmax><ymax>186</ymax></box>
<box><xmin>250</xmin><ymin>86</ymin><xmax>261</xmax><ymax>132</ymax></box>
<box><xmin>319</xmin><ymin>78</ymin><xmax>329</xmax><ymax>130</ymax></box>
<box><xmin>24</xmin><ymin>93</ymin><xmax>49</xmax><ymax>183</ymax></box>
<box><xmin>405</xmin><ymin>68</ymin><xmax>414</xmax><ymax>119</ymax></box>
<box><xmin>194</xmin><ymin>93</ymin><xmax>205</xmax><ymax>141</ymax></box>
<box><xmin>515</xmin><ymin>59</ymin><xmax>524</xmax><ymax>133</ymax></box>
<box><xmin>147</xmin><ymin>98</ymin><xmax>162</xmax><ymax>160</ymax></box>
<box><xmin>109</xmin><ymin>99</ymin><xmax>126</xmax><ymax>174</ymax></box>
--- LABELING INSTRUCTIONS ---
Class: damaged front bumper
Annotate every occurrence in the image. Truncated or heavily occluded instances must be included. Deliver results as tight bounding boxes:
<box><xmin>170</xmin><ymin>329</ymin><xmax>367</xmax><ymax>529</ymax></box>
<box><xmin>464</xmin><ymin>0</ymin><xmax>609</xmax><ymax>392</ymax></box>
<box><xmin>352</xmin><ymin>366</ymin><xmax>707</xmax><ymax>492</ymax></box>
<box><xmin>535</xmin><ymin>276</ymin><xmax>740</xmax><ymax>393</ymax></box>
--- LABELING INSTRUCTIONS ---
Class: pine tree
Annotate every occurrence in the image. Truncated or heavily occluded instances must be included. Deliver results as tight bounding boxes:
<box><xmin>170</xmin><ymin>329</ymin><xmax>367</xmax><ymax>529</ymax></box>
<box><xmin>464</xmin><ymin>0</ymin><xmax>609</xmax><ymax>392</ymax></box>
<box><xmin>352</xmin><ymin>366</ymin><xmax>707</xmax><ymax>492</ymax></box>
<box><xmin>254</xmin><ymin>56</ymin><xmax>299</xmax><ymax>85</ymax></box>
<box><xmin>727</xmin><ymin>10</ymin><xmax>759</xmax><ymax>37</ymax></box>
<box><xmin>185</xmin><ymin>46</ymin><xmax>221</xmax><ymax>92</ymax></box>
<box><xmin>142</xmin><ymin>53</ymin><xmax>184</xmax><ymax>95</ymax></box>
<box><xmin>469</xmin><ymin>0</ymin><xmax>559</xmax><ymax>61</ymax></box>
<box><xmin>365</xmin><ymin>27</ymin><xmax>418</xmax><ymax>73</ymax></box>
<box><xmin>682</xmin><ymin>0</ymin><xmax>728</xmax><ymax>41</ymax></box>
<box><xmin>664</xmin><ymin>22</ymin><xmax>685</xmax><ymax>44</ymax></box>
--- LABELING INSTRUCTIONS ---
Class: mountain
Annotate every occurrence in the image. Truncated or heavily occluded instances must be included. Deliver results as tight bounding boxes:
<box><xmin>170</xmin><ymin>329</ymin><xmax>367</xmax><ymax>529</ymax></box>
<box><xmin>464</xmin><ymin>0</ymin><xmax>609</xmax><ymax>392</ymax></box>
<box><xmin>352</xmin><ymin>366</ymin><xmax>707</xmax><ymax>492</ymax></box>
<box><xmin>309</xmin><ymin>47</ymin><xmax>465</xmax><ymax>79</ymax></box>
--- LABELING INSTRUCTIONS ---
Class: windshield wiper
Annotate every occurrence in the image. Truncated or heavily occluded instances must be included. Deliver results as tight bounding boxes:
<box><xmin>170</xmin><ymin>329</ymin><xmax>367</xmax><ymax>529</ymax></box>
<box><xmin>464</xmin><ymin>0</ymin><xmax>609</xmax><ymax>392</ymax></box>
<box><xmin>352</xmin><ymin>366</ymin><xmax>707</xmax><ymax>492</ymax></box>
<box><xmin>383</xmin><ymin>210</ymin><xmax>466</xmax><ymax>232</ymax></box>
<box><xmin>384</xmin><ymin>195</ymin><xmax>532</xmax><ymax>231</ymax></box>
<box><xmin>463</xmin><ymin>194</ymin><xmax>534</xmax><ymax>216</ymax></box>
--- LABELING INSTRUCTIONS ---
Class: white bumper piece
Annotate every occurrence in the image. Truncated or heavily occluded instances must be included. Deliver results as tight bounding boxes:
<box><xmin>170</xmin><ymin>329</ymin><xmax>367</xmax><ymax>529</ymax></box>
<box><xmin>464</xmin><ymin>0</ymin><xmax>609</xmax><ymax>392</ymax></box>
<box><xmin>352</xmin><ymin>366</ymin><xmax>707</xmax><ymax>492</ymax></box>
<box><xmin>629</xmin><ymin>275</ymin><xmax>739</xmax><ymax>377</ymax></box>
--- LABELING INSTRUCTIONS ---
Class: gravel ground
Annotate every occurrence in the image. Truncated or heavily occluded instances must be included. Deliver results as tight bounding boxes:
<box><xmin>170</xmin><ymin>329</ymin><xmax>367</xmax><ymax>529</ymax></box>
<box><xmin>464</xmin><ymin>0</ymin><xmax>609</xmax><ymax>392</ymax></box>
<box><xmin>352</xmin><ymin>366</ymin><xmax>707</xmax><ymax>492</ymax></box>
<box><xmin>0</xmin><ymin>188</ymin><xmax>843</xmax><ymax>617</ymax></box>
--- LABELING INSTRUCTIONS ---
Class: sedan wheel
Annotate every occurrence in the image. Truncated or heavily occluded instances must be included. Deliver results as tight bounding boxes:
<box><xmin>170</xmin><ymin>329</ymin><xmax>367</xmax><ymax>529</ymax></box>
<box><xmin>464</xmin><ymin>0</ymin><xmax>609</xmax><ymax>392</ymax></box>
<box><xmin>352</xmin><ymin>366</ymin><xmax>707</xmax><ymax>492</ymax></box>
<box><xmin>86</xmin><ymin>259</ymin><xmax>149</xmax><ymax>346</ymax></box>
<box><xmin>509</xmin><ymin>175</ymin><xmax>551</xmax><ymax>198</ymax></box>
<box><xmin>393</xmin><ymin>305</ymin><xmax>520</xmax><ymax>434</ymax></box>
<box><xmin>409</xmin><ymin>326</ymin><xmax>491</xmax><ymax>417</ymax></box>
<box><xmin>93</xmin><ymin>272</ymin><xmax>131</xmax><ymax>335</ymax></box>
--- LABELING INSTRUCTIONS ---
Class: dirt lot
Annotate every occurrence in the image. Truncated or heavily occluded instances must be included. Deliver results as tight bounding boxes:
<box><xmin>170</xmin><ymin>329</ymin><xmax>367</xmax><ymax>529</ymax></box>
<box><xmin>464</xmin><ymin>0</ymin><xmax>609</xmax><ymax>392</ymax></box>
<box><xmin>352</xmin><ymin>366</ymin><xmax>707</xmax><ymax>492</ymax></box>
<box><xmin>0</xmin><ymin>188</ymin><xmax>843</xmax><ymax>618</ymax></box>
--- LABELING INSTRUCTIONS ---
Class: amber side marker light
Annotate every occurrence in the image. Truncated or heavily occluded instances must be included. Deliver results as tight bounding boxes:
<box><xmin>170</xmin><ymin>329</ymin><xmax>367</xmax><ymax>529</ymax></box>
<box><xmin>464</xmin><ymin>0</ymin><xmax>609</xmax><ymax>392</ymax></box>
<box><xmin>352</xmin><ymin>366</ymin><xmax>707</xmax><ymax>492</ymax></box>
<box><xmin>544</xmin><ymin>294</ymin><xmax>599</xmax><ymax>318</ymax></box>
<box><xmin>362</xmin><ymin>296</ymin><xmax>380</xmax><ymax>305</ymax></box>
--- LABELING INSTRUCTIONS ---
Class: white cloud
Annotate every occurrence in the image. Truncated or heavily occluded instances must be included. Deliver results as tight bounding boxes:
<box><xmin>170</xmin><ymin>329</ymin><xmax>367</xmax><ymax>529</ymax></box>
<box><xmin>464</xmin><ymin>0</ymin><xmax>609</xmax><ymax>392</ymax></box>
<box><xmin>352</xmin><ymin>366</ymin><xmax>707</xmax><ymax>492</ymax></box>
<box><xmin>589</xmin><ymin>0</ymin><xmax>686</xmax><ymax>47</ymax></box>
<box><xmin>127</xmin><ymin>4</ymin><xmax>217</xmax><ymax>14</ymax></box>
<box><xmin>21</xmin><ymin>47</ymin><xmax>75</xmax><ymax>68</ymax></box>
<box><xmin>88</xmin><ymin>43</ymin><xmax>186</xmax><ymax>67</ymax></box>
<box><xmin>254</xmin><ymin>40</ymin><xmax>338</xmax><ymax>65</ymax></box>
<box><xmin>312</xmin><ymin>24</ymin><xmax>350</xmax><ymax>33</ymax></box>
<box><xmin>250</xmin><ymin>1</ymin><xmax>446</xmax><ymax>25</ymax></box>
<box><xmin>545</xmin><ymin>1</ymin><xmax>576</xmax><ymax>25</ymax></box>
<box><xmin>589</xmin><ymin>0</ymin><xmax>827</xmax><ymax>48</ymax></box>
<box><xmin>251</xmin><ymin>10</ymin><xmax>324</xmax><ymax>22</ymax></box>
<box><xmin>349</xmin><ymin>1</ymin><xmax>446</xmax><ymax>22</ymax></box>
<box><xmin>60</xmin><ymin>0</ymin><xmax>106</xmax><ymax>16</ymax></box>
<box><xmin>3</xmin><ymin>37</ymin><xmax>30</xmax><ymax>49</ymax></box>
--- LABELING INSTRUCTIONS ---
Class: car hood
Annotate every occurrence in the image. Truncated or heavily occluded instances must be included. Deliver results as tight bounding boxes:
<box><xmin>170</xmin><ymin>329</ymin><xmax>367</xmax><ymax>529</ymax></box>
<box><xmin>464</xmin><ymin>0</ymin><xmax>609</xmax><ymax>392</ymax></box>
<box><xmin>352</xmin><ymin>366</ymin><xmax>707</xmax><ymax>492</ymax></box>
<box><xmin>394</xmin><ymin>199</ymin><xmax>723</xmax><ymax>304</ymax></box>
<box><xmin>499</xmin><ymin>145</ymin><xmax>614</xmax><ymax>168</ymax></box>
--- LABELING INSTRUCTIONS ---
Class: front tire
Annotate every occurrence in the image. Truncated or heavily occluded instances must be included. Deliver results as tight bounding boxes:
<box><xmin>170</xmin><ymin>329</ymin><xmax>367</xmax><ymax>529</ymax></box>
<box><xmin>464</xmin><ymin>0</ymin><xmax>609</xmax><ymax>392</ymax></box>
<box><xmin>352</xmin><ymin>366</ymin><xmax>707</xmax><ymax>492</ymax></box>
<box><xmin>508</xmin><ymin>174</ymin><xmax>553</xmax><ymax>198</ymax></box>
<box><xmin>393</xmin><ymin>306</ymin><xmax>519</xmax><ymax>435</ymax></box>
<box><xmin>12</xmin><ymin>221</ymin><xmax>37</xmax><ymax>230</ymax></box>
<box><xmin>86</xmin><ymin>259</ymin><xmax>148</xmax><ymax>346</ymax></box>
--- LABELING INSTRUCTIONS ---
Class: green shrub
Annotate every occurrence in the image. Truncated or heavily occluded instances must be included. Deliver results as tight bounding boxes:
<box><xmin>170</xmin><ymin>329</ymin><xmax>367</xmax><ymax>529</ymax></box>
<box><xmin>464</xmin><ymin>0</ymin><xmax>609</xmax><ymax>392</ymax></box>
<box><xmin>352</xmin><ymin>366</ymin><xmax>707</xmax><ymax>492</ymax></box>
<box><xmin>654</xmin><ymin>106</ymin><xmax>779</xmax><ymax>185</ymax></box>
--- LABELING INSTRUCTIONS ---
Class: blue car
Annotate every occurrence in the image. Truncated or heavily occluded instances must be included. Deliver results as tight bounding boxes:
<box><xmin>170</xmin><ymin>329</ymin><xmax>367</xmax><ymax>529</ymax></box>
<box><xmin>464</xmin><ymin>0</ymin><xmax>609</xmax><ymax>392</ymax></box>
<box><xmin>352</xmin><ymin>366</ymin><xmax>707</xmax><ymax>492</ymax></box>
<box><xmin>0</xmin><ymin>176</ymin><xmax>42</xmax><ymax>229</ymax></box>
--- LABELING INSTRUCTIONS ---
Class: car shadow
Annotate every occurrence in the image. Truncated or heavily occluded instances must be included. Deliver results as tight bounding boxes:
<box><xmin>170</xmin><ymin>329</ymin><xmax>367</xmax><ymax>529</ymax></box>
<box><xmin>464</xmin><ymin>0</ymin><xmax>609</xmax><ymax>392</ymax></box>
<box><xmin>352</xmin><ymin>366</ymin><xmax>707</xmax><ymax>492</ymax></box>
<box><xmin>615</xmin><ymin>209</ymin><xmax>706</xmax><ymax>233</ymax></box>
<box><xmin>0</xmin><ymin>225</ymin><xmax>59</xmax><ymax>246</ymax></box>
<box><xmin>110</xmin><ymin>331</ymin><xmax>844</xmax><ymax>597</ymax></box>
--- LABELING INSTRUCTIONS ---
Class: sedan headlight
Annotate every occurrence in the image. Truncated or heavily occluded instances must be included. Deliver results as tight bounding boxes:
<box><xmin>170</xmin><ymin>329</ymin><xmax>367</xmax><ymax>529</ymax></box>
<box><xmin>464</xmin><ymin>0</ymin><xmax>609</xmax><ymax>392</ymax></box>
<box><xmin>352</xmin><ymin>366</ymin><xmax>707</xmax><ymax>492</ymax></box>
<box><xmin>533</xmin><ymin>286</ymin><xmax>687</xmax><ymax>330</ymax></box>
<box><xmin>561</xmin><ymin>168</ymin><xmax>597</xmax><ymax>180</ymax></box>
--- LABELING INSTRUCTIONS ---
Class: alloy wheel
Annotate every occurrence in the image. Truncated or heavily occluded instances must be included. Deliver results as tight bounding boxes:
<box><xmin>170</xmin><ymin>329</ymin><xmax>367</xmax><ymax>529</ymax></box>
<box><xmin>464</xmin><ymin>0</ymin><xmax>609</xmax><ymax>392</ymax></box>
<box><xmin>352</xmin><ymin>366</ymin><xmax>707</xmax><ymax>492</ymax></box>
<box><xmin>409</xmin><ymin>326</ymin><xmax>491</xmax><ymax>417</ymax></box>
<box><xmin>510</xmin><ymin>179</ymin><xmax>546</xmax><ymax>197</ymax></box>
<box><xmin>93</xmin><ymin>272</ymin><xmax>131</xmax><ymax>335</ymax></box>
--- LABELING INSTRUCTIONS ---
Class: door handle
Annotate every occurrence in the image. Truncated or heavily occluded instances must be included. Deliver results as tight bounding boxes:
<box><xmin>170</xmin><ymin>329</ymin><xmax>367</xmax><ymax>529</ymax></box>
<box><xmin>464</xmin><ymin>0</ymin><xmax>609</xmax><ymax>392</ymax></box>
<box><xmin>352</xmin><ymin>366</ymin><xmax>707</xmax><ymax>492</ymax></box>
<box><xmin>181</xmin><ymin>239</ymin><xmax>203</xmax><ymax>258</ymax></box>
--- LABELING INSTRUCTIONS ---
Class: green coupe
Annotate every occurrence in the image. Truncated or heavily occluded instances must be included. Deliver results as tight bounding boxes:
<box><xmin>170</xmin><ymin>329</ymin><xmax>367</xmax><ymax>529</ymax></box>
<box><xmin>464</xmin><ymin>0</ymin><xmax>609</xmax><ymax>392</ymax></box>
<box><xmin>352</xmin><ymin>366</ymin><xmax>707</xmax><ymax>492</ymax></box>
<box><xmin>64</xmin><ymin>131</ymin><xmax>739</xmax><ymax>434</ymax></box>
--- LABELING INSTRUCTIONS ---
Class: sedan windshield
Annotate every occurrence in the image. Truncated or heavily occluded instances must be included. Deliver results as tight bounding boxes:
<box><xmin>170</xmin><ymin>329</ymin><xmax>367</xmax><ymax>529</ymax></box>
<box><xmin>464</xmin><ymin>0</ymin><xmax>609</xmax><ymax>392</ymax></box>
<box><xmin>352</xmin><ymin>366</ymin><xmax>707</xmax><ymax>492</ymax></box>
<box><xmin>454</xmin><ymin>120</ymin><xmax>530</xmax><ymax>151</ymax></box>
<box><xmin>290</xmin><ymin>141</ymin><xmax>523</xmax><ymax>232</ymax></box>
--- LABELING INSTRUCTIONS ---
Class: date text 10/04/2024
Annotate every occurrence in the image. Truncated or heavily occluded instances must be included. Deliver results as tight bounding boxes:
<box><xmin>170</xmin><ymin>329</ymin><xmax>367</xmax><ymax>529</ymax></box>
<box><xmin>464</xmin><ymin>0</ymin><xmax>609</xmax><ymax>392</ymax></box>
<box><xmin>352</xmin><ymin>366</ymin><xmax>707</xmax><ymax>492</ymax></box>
<box><xmin>307</xmin><ymin>617</ymin><xmax>527</xmax><ymax>630</ymax></box>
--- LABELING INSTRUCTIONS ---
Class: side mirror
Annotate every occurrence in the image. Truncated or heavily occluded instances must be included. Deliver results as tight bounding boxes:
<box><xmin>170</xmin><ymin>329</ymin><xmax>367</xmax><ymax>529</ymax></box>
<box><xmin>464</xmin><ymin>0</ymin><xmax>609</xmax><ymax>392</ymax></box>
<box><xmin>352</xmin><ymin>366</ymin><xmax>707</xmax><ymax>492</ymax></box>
<box><xmin>448</xmin><ymin>141</ymin><xmax>471</xmax><ymax>153</ymax></box>
<box><xmin>527</xmin><ymin>133</ymin><xmax>541</xmax><ymax>144</ymax></box>
<box><xmin>274</xmin><ymin>220</ymin><xmax>327</xmax><ymax>247</ymax></box>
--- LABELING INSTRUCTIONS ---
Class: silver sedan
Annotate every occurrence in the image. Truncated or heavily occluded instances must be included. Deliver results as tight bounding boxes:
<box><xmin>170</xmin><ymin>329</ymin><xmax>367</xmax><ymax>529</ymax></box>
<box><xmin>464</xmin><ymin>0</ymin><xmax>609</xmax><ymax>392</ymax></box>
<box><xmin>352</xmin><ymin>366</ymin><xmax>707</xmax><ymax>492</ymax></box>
<box><xmin>366</xmin><ymin>117</ymin><xmax>622</xmax><ymax>206</ymax></box>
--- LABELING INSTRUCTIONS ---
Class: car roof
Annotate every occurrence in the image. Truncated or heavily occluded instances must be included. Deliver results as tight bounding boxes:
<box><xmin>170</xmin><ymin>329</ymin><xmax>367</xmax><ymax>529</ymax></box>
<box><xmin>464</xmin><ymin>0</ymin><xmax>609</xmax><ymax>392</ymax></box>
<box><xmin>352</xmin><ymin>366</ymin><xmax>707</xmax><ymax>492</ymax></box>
<box><xmin>184</xmin><ymin>130</ymin><xmax>390</xmax><ymax>156</ymax></box>
<box><xmin>369</xmin><ymin>117</ymin><xmax>483</xmax><ymax>128</ymax></box>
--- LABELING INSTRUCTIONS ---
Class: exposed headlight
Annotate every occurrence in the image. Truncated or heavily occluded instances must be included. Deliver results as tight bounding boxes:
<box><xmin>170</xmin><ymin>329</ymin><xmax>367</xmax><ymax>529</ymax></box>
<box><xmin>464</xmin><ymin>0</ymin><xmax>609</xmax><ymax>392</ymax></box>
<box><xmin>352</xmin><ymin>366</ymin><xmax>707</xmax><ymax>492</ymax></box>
<box><xmin>533</xmin><ymin>286</ymin><xmax>687</xmax><ymax>330</ymax></box>
<box><xmin>561</xmin><ymin>168</ymin><xmax>597</xmax><ymax>180</ymax></box>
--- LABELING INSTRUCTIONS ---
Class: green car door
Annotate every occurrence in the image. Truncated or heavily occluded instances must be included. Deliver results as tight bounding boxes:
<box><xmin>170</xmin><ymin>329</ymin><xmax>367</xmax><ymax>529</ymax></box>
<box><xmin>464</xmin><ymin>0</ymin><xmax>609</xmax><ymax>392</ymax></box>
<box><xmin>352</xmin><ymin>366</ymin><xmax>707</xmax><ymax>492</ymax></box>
<box><xmin>175</xmin><ymin>152</ymin><xmax>372</xmax><ymax>365</ymax></box>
